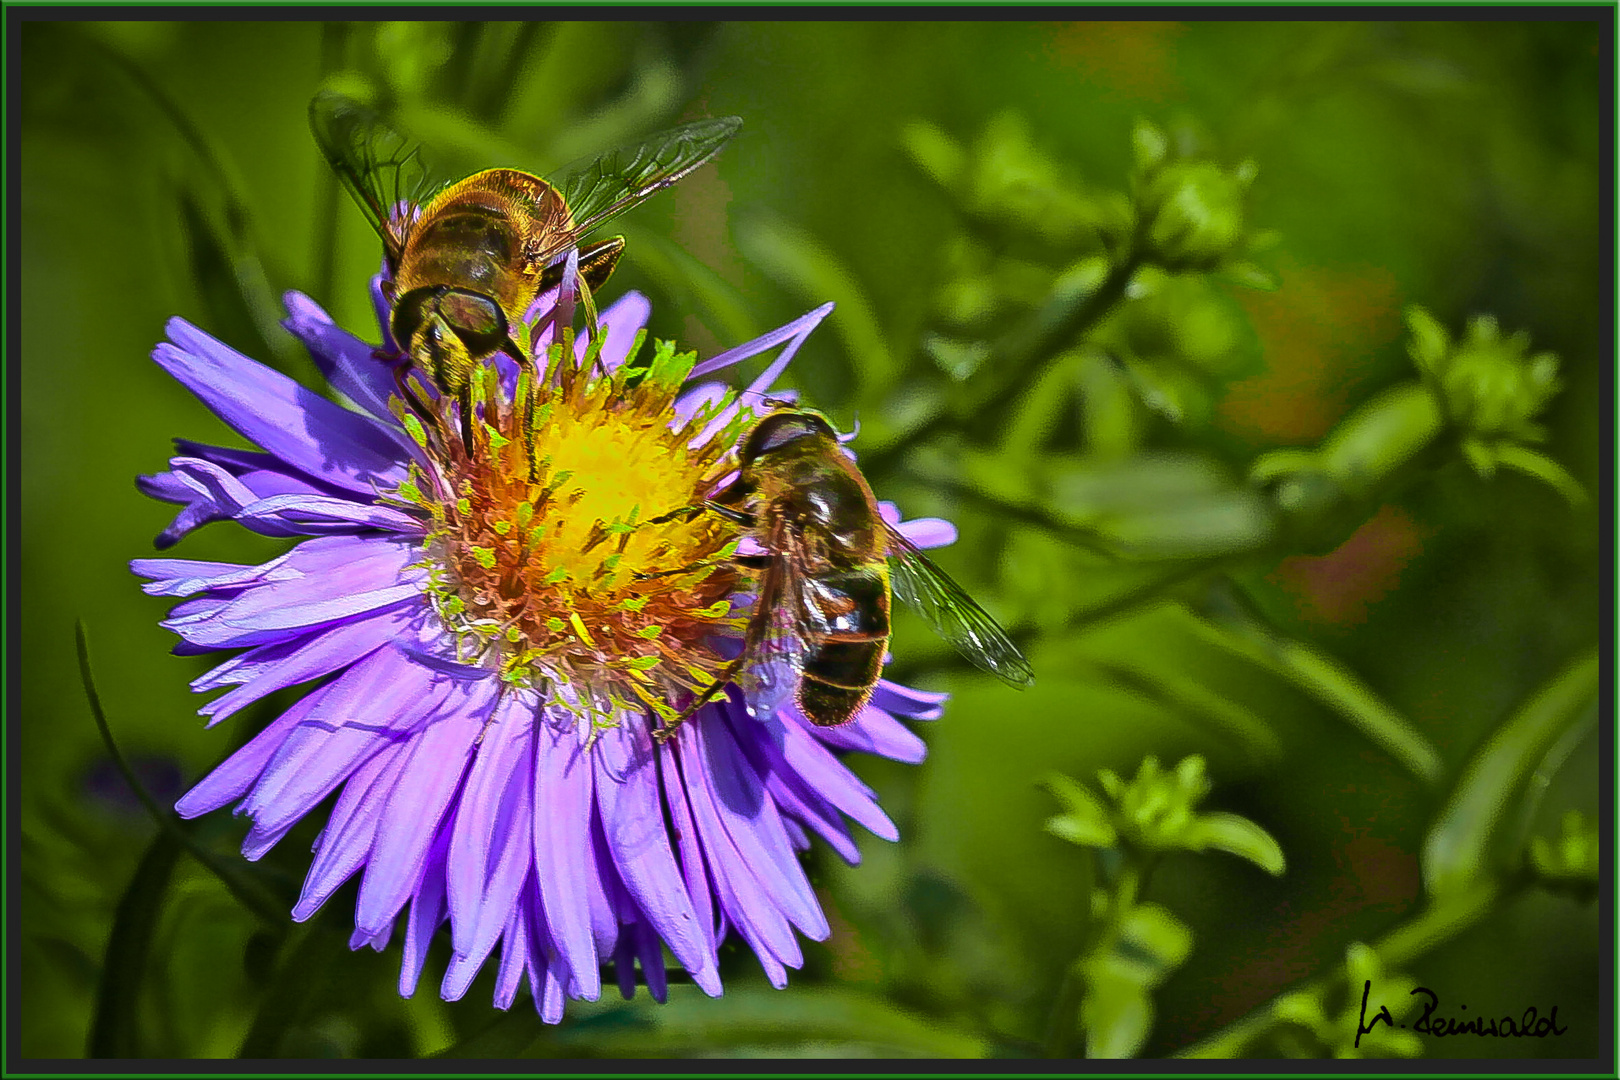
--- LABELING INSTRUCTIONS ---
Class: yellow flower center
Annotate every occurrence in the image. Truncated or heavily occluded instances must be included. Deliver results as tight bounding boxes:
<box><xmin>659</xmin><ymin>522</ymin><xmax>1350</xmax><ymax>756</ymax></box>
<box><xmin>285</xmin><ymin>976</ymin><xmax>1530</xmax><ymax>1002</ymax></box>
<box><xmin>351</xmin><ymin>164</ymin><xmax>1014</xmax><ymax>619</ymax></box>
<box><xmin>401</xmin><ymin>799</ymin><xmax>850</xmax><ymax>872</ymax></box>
<box><xmin>394</xmin><ymin>331</ymin><xmax>750</xmax><ymax>727</ymax></box>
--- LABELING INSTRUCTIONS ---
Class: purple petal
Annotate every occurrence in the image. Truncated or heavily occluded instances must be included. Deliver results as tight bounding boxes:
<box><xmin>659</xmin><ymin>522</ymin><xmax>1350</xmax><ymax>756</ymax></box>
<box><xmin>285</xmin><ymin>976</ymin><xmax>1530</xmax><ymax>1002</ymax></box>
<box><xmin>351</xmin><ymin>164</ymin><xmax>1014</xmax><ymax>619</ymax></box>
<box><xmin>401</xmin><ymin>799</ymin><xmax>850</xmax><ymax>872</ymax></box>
<box><xmin>174</xmin><ymin>685</ymin><xmax>327</xmax><ymax>819</ymax></box>
<box><xmin>161</xmin><ymin>537</ymin><xmax>420</xmax><ymax>649</ymax></box>
<box><xmin>239</xmin><ymin>649</ymin><xmax>448</xmax><ymax>834</ymax></box>
<box><xmin>756</xmin><ymin>710</ymin><xmax>899</xmax><ymax>844</ymax></box>
<box><xmin>634</xmin><ymin>919</ymin><xmax>668</xmax><ymax>1003</ymax></box>
<box><xmin>370</xmin><ymin>276</ymin><xmax>399</xmax><ymax>354</ymax></box>
<box><xmin>592</xmin><ymin>714</ymin><xmax>714</xmax><ymax>982</ymax></box>
<box><xmin>799</xmin><ymin>701</ymin><xmax>928</xmax><ymax>764</ymax></box>
<box><xmin>400</xmin><ymin>819</ymin><xmax>454</xmax><ymax>997</ymax></box>
<box><xmin>596</xmin><ymin>291</ymin><xmax>651</xmax><ymax>370</ymax></box>
<box><xmin>688</xmin><ymin>700</ymin><xmax>828</xmax><ymax>939</ymax></box>
<box><xmin>613</xmin><ymin>933</ymin><xmax>637</xmax><ymax>1001</ymax></box>
<box><xmin>764</xmin><ymin>767</ymin><xmax>861</xmax><ymax>864</ymax></box>
<box><xmin>693</xmin><ymin>304</ymin><xmax>835</xmax><ymax>446</ymax></box>
<box><xmin>356</xmin><ymin>679</ymin><xmax>494</xmax><ymax>935</ymax></box>
<box><xmin>444</xmin><ymin>694</ymin><xmax>535</xmax><ymax>996</ymax></box>
<box><xmin>532</xmin><ymin>716</ymin><xmax>600</xmax><ymax>1001</ymax></box>
<box><xmin>282</xmin><ymin>291</ymin><xmax>405</xmax><ymax>428</ymax></box>
<box><xmin>293</xmin><ymin>737</ymin><xmax>413</xmax><ymax>921</ymax></box>
<box><xmin>133</xmin><ymin>554</ymin><xmax>301</xmax><ymax>598</ymax></box>
<box><xmin>148</xmin><ymin>456</ymin><xmax>420</xmax><ymax>546</ymax></box>
<box><xmin>156</xmin><ymin>320</ymin><xmax>407</xmax><ymax>496</ymax></box>
<box><xmin>671</xmin><ymin>715</ymin><xmax>804</xmax><ymax>984</ymax></box>
<box><xmin>172</xmin><ymin>440</ymin><xmax>279</xmax><ymax>474</ymax></box>
<box><xmin>657</xmin><ymin>746</ymin><xmax>724</xmax><ymax>997</ymax></box>
<box><xmin>898</xmin><ymin>517</ymin><xmax>957</xmax><ymax>550</ymax></box>
<box><xmin>872</xmin><ymin>679</ymin><xmax>949</xmax><ymax>721</ymax></box>
<box><xmin>196</xmin><ymin>606</ymin><xmax>416</xmax><ymax>725</ymax></box>
<box><xmin>493</xmin><ymin>893</ymin><xmax>535</xmax><ymax>1011</ymax></box>
<box><xmin>672</xmin><ymin>382</ymin><xmax>729</xmax><ymax>428</ymax></box>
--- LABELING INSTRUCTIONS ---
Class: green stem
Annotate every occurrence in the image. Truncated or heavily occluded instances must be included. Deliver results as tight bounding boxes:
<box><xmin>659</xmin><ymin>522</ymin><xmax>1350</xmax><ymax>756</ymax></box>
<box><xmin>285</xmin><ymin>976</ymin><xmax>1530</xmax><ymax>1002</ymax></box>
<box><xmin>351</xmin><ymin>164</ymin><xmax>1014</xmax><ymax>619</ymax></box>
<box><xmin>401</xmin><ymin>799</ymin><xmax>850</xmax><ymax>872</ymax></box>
<box><xmin>863</xmin><ymin>255</ymin><xmax>1142</xmax><ymax>476</ymax></box>
<box><xmin>76</xmin><ymin>621</ymin><xmax>287</xmax><ymax>926</ymax></box>
<box><xmin>1046</xmin><ymin>850</ymin><xmax>1155</xmax><ymax>1059</ymax></box>
<box><xmin>86</xmin><ymin>830</ymin><xmax>183</xmax><ymax>1057</ymax></box>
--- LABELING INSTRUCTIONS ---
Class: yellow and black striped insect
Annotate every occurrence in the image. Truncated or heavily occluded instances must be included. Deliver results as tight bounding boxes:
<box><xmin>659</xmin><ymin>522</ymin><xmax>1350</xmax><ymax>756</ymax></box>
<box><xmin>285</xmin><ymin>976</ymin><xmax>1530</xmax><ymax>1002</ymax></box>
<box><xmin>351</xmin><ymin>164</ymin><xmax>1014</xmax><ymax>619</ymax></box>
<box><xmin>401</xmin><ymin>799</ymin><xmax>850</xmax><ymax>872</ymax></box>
<box><xmin>309</xmin><ymin>90</ymin><xmax>741</xmax><ymax>443</ymax></box>
<box><xmin>657</xmin><ymin>408</ymin><xmax>1034</xmax><ymax>738</ymax></box>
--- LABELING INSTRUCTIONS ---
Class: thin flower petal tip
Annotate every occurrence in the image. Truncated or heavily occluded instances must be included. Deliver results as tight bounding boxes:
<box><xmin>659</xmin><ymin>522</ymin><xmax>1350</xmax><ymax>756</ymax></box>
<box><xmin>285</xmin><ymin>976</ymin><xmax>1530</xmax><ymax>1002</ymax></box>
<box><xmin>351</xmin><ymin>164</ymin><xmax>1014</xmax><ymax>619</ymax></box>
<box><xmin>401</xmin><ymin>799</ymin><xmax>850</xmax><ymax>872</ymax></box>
<box><xmin>134</xmin><ymin>282</ymin><xmax>951</xmax><ymax>1021</ymax></box>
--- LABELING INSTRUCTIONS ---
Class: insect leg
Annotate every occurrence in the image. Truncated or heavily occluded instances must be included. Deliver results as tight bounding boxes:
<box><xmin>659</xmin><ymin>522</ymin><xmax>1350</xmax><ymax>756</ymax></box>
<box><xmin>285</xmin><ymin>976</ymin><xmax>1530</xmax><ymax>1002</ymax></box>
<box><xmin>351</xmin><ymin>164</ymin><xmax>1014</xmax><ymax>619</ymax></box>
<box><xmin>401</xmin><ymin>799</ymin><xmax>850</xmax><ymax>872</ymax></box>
<box><xmin>391</xmin><ymin>364</ymin><xmax>441</xmax><ymax>444</ymax></box>
<box><xmin>457</xmin><ymin>386</ymin><xmax>476</xmax><ymax>453</ymax></box>
<box><xmin>652</xmin><ymin>580</ymin><xmax>776</xmax><ymax>744</ymax></box>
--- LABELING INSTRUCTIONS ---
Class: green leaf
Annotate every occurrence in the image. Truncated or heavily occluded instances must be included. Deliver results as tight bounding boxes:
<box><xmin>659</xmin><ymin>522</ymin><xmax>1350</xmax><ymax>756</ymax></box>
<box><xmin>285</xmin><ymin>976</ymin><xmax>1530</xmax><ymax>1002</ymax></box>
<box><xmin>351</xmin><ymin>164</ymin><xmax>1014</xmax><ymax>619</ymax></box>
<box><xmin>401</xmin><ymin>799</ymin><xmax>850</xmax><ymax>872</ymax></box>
<box><xmin>533</xmin><ymin>985</ymin><xmax>989</xmax><ymax>1058</ymax></box>
<box><xmin>1422</xmin><ymin>648</ymin><xmax>1599</xmax><ymax>898</ymax></box>
<box><xmin>1217</xmin><ymin>260</ymin><xmax>1279</xmax><ymax>291</ymax></box>
<box><xmin>1081</xmin><ymin>971</ymin><xmax>1153</xmax><ymax>1059</ymax></box>
<box><xmin>1318</xmin><ymin>382</ymin><xmax>1444</xmax><ymax>499</ymax></box>
<box><xmin>1528</xmin><ymin>811</ymin><xmax>1599</xmax><ymax>898</ymax></box>
<box><xmin>1272</xmin><ymin>639</ymin><xmax>1444</xmax><ymax>785</ymax></box>
<box><xmin>1042</xmin><ymin>773</ymin><xmax>1117</xmax><ymax>849</ymax></box>
<box><xmin>87</xmin><ymin>830</ymin><xmax>183</xmax><ymax>1057</ymax></box>
<box><xmin>1130</xmin><ymin>118</ymin><xmax>1169</xmax><ymax>174</ymax></box>
<box><xmin>1046</xmin><ymin>453</ymin><xmax>1277</xmax><ymax>559</ymax></box>
<box><xmin>431</xmin><ymin>1008</ymin><xmax>551</xmax><ymax>1058</ymax></box>
<box><xmin>1404</xmin><ymin>305</ymin><xmax>1450</xmax><ymax>377</ymax></box>
<box><xmin>1182</xmin><ymin>811</ymin><xmax>1286</xmax><ymax>876</ymax></box>
<box><xmin>237</xmin><ymin>924</ymin><xmax>340</xmax><ymax>1057</ymax></box>
<box><xmin>1190</xmin><ymin>606</ymin><xmax>1443</xmax><ymax>786</ymax></box>
<box><xmin>1085</xmin><ymin>660</ymin><xmax>1283</xmax><ymax>767</ymax></box>
<box><xmin>1491</xmin><ymin>444</ymin><xmax>1588</xmax><ymax>506</ymax></box>
<box><xmin>1118</xmin><ymin>901</ymin><xmax>1194</xmax><ymax>977</ymax></box>
<box><xmin>900</xmin><ymin>119</ymin><xmax>967</xmax><ymax>190</ymax></box>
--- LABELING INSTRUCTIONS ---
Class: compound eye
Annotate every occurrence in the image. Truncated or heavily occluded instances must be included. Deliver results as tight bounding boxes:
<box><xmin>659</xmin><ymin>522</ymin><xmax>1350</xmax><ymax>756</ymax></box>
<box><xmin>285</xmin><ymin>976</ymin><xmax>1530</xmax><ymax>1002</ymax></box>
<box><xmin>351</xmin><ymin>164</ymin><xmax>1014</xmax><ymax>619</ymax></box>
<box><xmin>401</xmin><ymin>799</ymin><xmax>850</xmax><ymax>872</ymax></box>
<box><xmin>441</xmin><ymin>289</ymin><xmax>508</xmax><ymax>357</ymax></box>
<box><xmin>390</xmin><ymin>287</ymin><xmax>438</xmax><ymax>352</ymax></box>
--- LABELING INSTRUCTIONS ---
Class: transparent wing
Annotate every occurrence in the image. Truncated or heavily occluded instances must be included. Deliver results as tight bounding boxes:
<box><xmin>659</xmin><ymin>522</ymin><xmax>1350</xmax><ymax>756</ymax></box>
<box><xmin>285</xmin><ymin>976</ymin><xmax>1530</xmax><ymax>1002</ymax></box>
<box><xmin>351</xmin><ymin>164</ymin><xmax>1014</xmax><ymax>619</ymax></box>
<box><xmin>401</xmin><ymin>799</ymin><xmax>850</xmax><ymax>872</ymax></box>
<box><xmin>885</xmin><ymin>524</ymin><xmax>1035</xmax><ymax>688</ymax></box>
<box><xmin>536</xmin><ymin>116</ymin><xmax>743</xmax><ymax>265</ymax></box>
<box><xmin>308</xmin><ymin>90</ymin><xmax>445</xmax><ymax>265</ymax></box>
<box><xmin>738</xmin><ymin>533</ymin><xmax>829</xmax><ymax>705</ymax></box>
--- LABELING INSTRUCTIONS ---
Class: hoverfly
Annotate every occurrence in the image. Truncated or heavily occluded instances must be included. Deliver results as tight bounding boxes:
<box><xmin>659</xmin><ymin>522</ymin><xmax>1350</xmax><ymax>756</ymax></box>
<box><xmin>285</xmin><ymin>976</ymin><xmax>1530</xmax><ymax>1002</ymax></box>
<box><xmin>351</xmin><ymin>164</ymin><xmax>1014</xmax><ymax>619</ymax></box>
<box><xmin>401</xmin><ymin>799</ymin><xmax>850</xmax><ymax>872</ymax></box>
<box><xmin>308</xmin><ymin>90</ymin><xmax>741</xmax><ymax>445</ymax></box>
<box><xmin>655</xmin><ymin>408</ymin><xmax>1034</xmax><ymax>739</ymax></box>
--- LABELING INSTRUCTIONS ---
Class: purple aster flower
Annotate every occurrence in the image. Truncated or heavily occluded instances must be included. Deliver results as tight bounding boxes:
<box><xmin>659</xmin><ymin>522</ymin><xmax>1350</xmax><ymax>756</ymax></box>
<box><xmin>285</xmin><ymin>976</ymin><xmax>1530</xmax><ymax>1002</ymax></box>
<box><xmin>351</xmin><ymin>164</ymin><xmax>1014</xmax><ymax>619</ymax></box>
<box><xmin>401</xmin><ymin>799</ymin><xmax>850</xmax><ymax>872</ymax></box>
<box><xmin>132</xmin><ymin>271</ymin><xmax>958</xmax><ymax>1020</ymax></box>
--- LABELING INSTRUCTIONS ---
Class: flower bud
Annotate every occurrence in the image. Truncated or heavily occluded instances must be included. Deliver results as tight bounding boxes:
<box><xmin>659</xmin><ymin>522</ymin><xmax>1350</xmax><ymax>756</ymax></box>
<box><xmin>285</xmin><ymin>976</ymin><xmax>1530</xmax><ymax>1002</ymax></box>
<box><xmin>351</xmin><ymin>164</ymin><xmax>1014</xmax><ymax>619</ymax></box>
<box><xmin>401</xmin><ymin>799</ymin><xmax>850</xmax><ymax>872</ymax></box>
<box><xmin>1138</xmin><ymin>160</ymin><xmax>1255</xmax><ymax>272</ymax></box>
<box><xmin>1406</xmin><ymin>307</ymin><xmax>1561</xmax><ymax>444</ymax></box>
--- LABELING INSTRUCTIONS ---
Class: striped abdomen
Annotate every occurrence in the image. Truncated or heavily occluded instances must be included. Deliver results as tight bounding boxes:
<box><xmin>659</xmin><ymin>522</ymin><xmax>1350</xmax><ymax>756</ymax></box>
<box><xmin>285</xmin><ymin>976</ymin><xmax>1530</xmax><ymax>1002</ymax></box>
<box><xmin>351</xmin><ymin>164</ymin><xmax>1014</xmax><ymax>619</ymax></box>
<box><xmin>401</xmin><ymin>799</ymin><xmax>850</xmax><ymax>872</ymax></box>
<box><xmin>797</xmin><ymin>563</ymin><xmax>891</xmax><ymax>726</ymax></box>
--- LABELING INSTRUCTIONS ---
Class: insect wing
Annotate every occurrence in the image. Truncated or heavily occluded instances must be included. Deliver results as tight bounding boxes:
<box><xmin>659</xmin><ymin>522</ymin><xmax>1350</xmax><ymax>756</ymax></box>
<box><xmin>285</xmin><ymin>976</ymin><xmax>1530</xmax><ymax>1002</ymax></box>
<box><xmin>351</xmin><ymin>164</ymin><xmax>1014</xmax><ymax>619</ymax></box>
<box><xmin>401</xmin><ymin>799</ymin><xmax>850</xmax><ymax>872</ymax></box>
<box><xmin>536</xmin><ymin>117</ymin><xmax>743</xmax><ymax>266</ymax></box>
<box><xmin>885</xmin><ymin>524</ymin><xmax>1035</xmax><ymax>688</ymax></box>
<box><xmin>308</xmin><ymin>90</ymin><xmax>443</xmax><ymax>264</ymax></box>
<box><xmin>742</xmin><ymin>538</ymin><xmax>828</xmax><ymax>700</ymax></box>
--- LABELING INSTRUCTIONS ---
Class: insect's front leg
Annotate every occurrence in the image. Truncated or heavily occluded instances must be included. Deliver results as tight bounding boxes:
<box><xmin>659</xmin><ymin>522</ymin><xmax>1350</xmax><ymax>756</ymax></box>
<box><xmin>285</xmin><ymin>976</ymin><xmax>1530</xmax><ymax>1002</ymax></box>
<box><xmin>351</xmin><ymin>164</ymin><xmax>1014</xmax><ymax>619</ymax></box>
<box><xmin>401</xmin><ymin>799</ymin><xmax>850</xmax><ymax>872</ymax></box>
<box><xmin>652</xmin><ymin>573</ymin><xmax>775</xmax><ymax>744</ymax></box>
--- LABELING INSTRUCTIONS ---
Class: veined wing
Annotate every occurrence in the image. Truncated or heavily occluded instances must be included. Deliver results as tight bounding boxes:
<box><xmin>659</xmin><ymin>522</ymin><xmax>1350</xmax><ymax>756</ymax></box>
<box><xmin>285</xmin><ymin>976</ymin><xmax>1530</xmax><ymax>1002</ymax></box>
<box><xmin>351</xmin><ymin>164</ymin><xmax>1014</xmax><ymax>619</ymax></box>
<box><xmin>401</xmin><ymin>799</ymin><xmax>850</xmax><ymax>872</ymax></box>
<box><xmin>535</xmin><ymin>116</ymin><xmax>743</xmax><ymax>266</ymax></box>
<box><xmin>739</xmin><ymin>529</ymin><xmax>829</xmax><ymax>706</ymax></box>
<box><xmin>308</xmin><ymin>90</ymin><xmax>444</xmax><ymax>265</ymax></box>
<box><xmin>885</xmin><ymin>524</ymin><xmax>1035</xmax><ymax>688</ymax></box>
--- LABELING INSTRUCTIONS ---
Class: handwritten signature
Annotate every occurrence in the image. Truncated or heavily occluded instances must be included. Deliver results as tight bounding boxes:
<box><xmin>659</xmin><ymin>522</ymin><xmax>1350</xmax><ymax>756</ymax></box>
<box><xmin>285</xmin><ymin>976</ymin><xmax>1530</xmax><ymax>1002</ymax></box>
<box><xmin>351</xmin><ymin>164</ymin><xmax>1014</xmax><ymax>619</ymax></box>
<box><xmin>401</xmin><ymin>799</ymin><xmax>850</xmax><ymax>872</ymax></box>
<box><xmin>1355</xmin><ymin>980</ymin><xmax>1568</xmax><ymax>1047</ymax></box>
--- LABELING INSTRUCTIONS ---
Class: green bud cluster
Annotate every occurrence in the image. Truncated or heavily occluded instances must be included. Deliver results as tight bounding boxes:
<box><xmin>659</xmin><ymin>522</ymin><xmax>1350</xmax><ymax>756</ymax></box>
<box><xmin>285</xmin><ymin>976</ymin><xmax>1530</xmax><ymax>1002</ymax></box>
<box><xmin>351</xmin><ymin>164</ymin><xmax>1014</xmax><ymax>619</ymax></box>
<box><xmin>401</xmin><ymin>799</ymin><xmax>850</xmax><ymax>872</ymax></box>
<box><xmin>1272</xmin><ymin>944</ymin><xmax>1424</xmax><ymax>1059</ymax></box>
<box><xmin>1044</xmin><ymin>755</ymin><xmax>1285</xmax><ymax>873</ymax></box>
<box><xmin>1130</xmin><ymin>121</ymin><xmax>1261</xmax><ymax>275</ymax></box>
<box><xmin>1404</xmin><ymin>307</ymin><xmax>1578</xmax><ymax>499</ymax></box>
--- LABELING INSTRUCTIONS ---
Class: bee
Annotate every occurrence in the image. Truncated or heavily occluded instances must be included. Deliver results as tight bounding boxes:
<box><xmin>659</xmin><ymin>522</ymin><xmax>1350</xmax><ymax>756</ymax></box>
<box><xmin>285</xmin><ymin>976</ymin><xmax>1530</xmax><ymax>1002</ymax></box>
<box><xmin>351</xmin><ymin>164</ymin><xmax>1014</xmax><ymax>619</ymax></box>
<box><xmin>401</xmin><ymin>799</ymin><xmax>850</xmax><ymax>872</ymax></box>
<box><xmin>308</xmin><ymin>90</ymin><xmax>741</xmax><ymax>444</ymax></box>
<box><xmin>655</xmin><ymin>408</ymin><xmax>1034</xmax><ymax>738</ymax></box>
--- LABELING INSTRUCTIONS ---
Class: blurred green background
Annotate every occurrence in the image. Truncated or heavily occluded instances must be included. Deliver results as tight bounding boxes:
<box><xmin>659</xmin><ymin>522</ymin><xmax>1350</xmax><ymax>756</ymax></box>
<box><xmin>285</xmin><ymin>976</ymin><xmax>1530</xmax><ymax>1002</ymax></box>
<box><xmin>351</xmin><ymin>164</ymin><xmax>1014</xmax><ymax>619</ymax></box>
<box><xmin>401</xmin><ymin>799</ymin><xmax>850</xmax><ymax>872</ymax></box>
<box><xmin>19</xmin><ymin>18</ymin><xmax>1603</xmax><ymax>1060</ymax></box>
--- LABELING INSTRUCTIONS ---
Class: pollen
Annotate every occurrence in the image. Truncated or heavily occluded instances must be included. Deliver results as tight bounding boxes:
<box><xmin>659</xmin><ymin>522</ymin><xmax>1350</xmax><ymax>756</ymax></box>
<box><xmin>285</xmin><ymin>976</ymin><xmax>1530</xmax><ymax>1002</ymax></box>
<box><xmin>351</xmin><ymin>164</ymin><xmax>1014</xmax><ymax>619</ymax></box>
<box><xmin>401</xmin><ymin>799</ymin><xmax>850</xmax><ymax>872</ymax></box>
<box><xmin>392</xmin><ymin>328</ymin><xmax>752</xmax><ymax>728</ymax></box>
